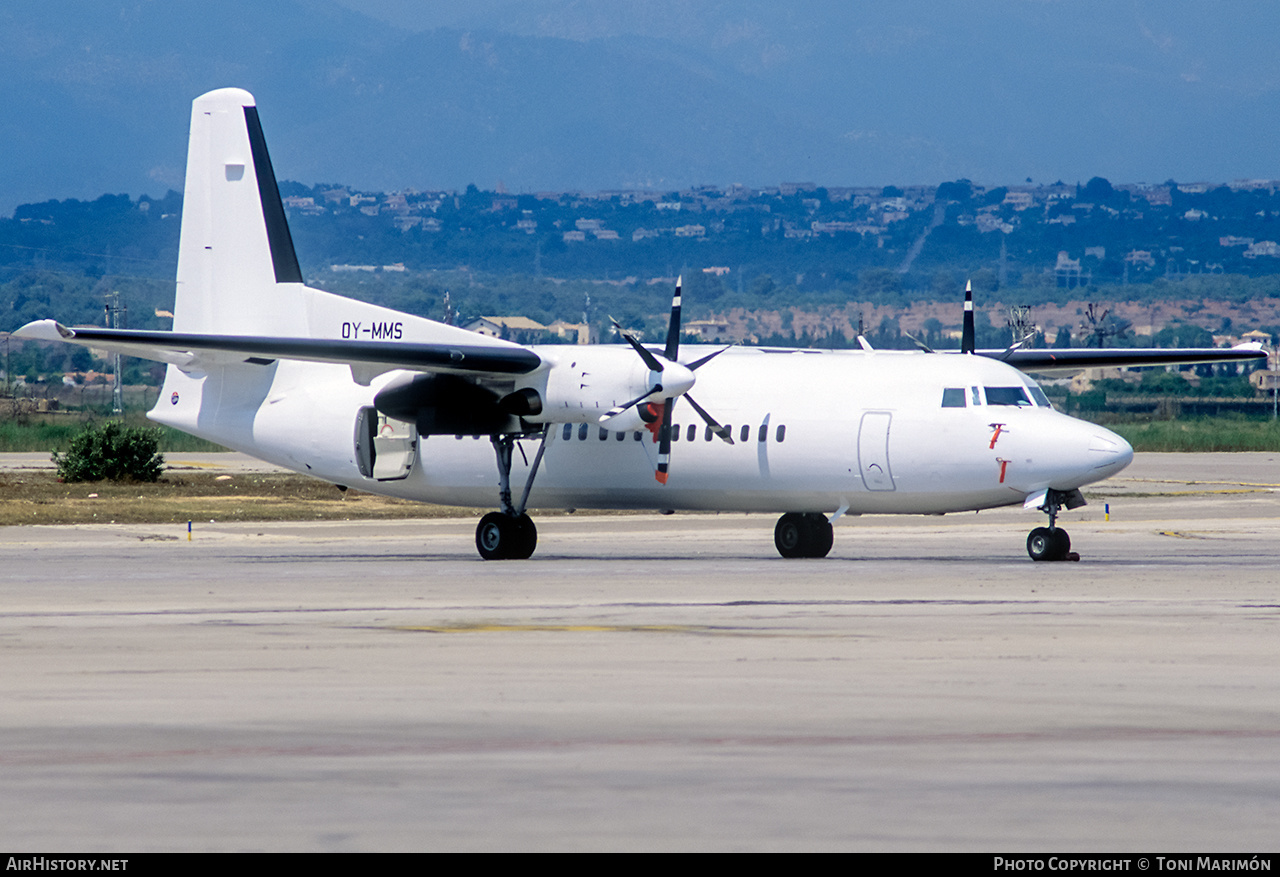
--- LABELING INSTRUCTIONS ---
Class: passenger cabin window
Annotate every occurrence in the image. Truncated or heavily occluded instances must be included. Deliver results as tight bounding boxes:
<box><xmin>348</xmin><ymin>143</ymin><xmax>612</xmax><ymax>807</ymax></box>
<box><xmin>687</xmin><ymin>424</ymin><xmax>696</xmax><ymax>442</ymax></box>
<box><xmin>739</xmin><ymin>425</ymin><xmax>750</xmax><ymax>443</ymax></box>
<box><xmin>776</xmin><ymin>425</ymin><xmax>786</xmax><ymax>443</ymax></box>
<box><xmin>941</xmin><ymin>388</ymin><xmax>966</xmax><ymax>408</ymax></box>
<box><xmin>578</xmin><ymin>423</ymin><xmax>588</xmax><ymax>440</ymax></box>
<box><xmin>984</xmin><ymin>387</ymin><xmax>1033</xmax><ymax>407</ymax></box>
<box><xmin>562</xmin><ymin>424</ymin><xmax>572</xmax><ymax>441</ymax></box>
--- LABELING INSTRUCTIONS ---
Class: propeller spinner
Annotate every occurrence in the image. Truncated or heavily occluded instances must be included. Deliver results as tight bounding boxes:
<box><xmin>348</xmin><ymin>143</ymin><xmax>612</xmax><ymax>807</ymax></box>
<box><xmin>600</xmin><ymin>277</ymin><xmax>733</xmax><ymax>483</ymax></box>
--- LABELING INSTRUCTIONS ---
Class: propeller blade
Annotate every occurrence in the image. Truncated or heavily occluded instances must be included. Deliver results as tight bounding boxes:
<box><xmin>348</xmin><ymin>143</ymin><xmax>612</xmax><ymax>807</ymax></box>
<box><xmin>655</xmin><ymin>397</ymin><xmax>675</xmax><ymax>484</ymax></box>
<box><xmin>599</xmin><ymin>385</ymin><xmax>662</xmax><ymax>423</ymax></box>
<box><xmin>961</xmin><ymin>279</ymin><xmax>975</xmax><ymax>354</ymax></box>
<box><xmin>684</xmin><ymin>393</ymin><xmax>734</xmax><ymax>444</ymax></box>
<box><xmin>610</xmin><ymin>316</ymin><xmax>665</xmax><ymax>373</ymax></box>
<box><xmin>902</xmin><ymin>331</ymin><xmax>934</xmax><ymax>354</ymax></box>
<box><xmin>664</xmin><ymin>277</ymin><xmax>683</xmax><ymax>361</ymax></box>
<box><xmin>687</xmin><ymin>346</ymin><xmax>730</xmax><ymax>371</ymax></box>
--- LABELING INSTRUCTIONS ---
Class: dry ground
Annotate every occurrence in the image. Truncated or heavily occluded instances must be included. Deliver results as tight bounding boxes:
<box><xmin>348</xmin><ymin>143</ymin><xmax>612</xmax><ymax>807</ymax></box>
<box><xmin>0</xmin><ymin>470</ymin><xmax>476</xmax><ymax>526</ymax></box>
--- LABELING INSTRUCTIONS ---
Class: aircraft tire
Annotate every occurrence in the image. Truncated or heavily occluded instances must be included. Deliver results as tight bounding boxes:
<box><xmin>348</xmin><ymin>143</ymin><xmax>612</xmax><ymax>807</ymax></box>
<box><xmin>1027</xmin><ymin>526</ymin><xmax>1070</xmax><ymax>561</ymax></box>
<box><xmin>775</xmin><ymin>513</ymin><xmax>833</xmax><ymax>559</ymax></box>
<box><xmin>475</xmin><ymin>512</ymin><xmax>538</xmax><ymax>560</ymax></box>
<box><xmin>509</xmin><ymin>513</ymin><xmax>538</xmax><ymax>560</ymax></box>
<box><xmin>774</xmin><ymin>513</ymin><xmax>807</xmax><ymax>558</ymax></box>
<box><xmin>804</xmin><ymin>513</ymin><xmax>834</xmax><ymax>558</ymax></box>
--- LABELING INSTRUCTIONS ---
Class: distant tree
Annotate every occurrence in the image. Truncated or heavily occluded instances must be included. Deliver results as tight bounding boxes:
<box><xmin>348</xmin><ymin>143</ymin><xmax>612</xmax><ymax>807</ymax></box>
<box><xmin>749</xmin><ymin>274</ymin><xmax>777</xmax><ymax>297</ymax></box>
<box><xmin>1083</xmin><ymin>177</ymin><xmax>1114</xmax><ymax>202</ymax></box>
<box><xmin>935</xmin><ymin>179</ymin><xmax>972</xmax><ymax>202</ymax></box>
<box><xmin>858</xmin><ymin>268</ymin><xmax>901</xmax><ymax>299</ymax></box>
<box><xmin>969</xmin><ymin>268</ymin><xmax>999</xmax><ymax>294</ymax></box>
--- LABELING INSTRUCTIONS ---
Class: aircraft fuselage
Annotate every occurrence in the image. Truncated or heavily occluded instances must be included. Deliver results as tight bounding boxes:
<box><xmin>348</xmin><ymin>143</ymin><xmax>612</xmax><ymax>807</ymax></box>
<box><xmin>150</xmin><ymin>344</ymin><xmax>1133</xmax><ymax>518</ymax></box>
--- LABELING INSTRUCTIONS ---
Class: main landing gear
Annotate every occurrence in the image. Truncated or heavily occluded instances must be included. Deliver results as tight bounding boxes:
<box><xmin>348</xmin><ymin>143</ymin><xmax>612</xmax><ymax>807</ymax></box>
<box><xmin>476</xmin><ymin>430</ymin><xmax>549</xmax><ymax>560</ymax></box>
<box><xmin>774</xmin><ymin>512</ymin><xmax>834</xmax><ymax>559</ymax></box>
<box><xmin>1026</xmin><ymin>488</ymin><xmax>1083</xmax><ymax>562</ymax></box>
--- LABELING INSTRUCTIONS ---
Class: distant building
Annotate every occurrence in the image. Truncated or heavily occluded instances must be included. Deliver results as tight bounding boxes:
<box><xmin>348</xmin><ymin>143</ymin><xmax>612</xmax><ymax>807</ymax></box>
<box><xmin>465</xmin><ymin>316</ymin><xmax>549</xmax><ymax>341</ymax></box>
<box><xmin>1245</xmin><ymin>241</ymin><xmax>1280</xmax><ymax>258</ymax></box>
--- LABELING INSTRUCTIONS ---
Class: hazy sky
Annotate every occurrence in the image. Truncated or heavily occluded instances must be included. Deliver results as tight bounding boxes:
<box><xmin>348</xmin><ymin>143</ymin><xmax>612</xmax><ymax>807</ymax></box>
<box><xmin>321</xmin><ymin>0</ymin><xmax>1280</xmax><ymax>185</ymax></box>
<box><xmin>5</xmin><ymin>1</ymin><xmax>1280</xmax><ymax>210</ymax></box>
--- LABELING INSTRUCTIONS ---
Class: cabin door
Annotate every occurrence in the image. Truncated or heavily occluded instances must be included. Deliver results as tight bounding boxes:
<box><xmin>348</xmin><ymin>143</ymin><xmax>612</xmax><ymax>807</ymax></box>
<box><xmin>857</xmin><ymin>411</ymin><xmax>895</xmax><ymax>491</ymax></box>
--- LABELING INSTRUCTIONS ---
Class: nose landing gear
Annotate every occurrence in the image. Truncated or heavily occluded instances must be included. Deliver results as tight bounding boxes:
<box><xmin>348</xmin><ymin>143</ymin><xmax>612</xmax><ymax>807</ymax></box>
<box><xmin>1026</xmin><ymin>488</ymin><xmax>1084</xmax><ymax>562</ymax></box>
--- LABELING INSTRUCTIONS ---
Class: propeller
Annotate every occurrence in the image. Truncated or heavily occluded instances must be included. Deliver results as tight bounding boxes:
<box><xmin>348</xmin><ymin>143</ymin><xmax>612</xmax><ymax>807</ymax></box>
<box><xmin>961</xmin><ymin>279</ymin><xmax>975</xmax><ymax>354</ymax></box>
<box><xmin>601</xmin><ymin>277</ymin><xmax>733</xmax><ymax>484</ymax></box>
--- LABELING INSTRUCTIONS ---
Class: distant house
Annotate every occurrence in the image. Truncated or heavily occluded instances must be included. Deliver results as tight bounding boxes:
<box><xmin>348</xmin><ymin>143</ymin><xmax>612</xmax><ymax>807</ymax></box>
<box><xmin>685</xmin><ymin>319</ymin><xmax>733</xmax><ymax>343</ymax></box>
<box><xmin>1245</xmin><ymin>241</ymin><xmax>1280</xmax><ymax>258</ymax></box>
<box><xmin>547</xmin><ymin>320</ymin><xmax>594</xmax><ymax>345</ymax></box>
<box><xmin>465</xmin><ymin>316</ymin><xmax>548</xmax><ymax>342</ymax></box>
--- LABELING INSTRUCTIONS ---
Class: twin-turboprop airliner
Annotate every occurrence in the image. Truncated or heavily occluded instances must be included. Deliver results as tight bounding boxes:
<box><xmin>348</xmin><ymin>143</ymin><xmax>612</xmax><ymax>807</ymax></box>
<box><xmin>17</xmin><ymin>89</ymin><xmax>1268</xmax><ymax>561</ymax></box>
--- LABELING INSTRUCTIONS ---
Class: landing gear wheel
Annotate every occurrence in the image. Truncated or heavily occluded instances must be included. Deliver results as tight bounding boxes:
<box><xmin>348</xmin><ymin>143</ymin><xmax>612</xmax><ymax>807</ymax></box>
<box><xmin>509</xmin><ymin>513</ymin><xmax>537</xmax><ymax>560</ymax></box>
<box><xmin>476</xmin><ymin>512</ymin><xmax>538</xmax><ymax>560</ymax></box>
<box><xmin>1027</xmin><ymin>526</ymin><xmax>1070</xmax><ymax>562</ymax></box>
<box><xmin>775</xmin><ymin>512</ymin><xmax>834</xmax><ymax>559</ymax></box>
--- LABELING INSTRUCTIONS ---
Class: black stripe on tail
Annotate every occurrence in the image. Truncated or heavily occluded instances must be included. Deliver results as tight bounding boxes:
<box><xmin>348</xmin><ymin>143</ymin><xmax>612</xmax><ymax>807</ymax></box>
<box><xmin>243</xmin><ymin>106</ymin><xmax>304</xmax><ymax>284</ymax></box>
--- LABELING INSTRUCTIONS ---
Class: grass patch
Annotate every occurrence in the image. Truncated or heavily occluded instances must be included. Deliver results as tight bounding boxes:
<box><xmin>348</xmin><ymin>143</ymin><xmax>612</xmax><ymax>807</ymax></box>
<box><xmin>1107</xmin><ymin>418</ymin><xmax>1280</xmax><ymax>452</ymax></box>
<box><xmin>0</xmin><ymin>470</ymin><xmax>476</xmax><ymax>526</ymax></box>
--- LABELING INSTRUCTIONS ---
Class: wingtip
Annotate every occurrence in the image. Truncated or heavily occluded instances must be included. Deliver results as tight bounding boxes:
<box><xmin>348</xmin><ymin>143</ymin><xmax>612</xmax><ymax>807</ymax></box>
<box><xmin>13</xmin><ymin>319</ymin><xmax>73</xmax><ymax>342</ymax></box>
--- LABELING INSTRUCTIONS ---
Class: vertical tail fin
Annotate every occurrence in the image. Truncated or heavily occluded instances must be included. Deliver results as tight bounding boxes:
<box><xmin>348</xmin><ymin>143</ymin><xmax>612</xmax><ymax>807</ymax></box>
<box><xmin>173</xmin><ymin>88</ymin><xmax>304</xmax><ymax>336</ymax></box>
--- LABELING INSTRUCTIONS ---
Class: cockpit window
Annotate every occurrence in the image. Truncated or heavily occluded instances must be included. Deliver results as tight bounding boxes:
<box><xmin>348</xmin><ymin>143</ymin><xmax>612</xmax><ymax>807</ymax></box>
<box><xmin>984</xmin><ymin>386</ymin><xmax>1033</xmax><ymax>406</ymax></box>
<box><xmin>941</xmin><ymin>387</ymin><xmax>966</xmax><ymax>408</ymax></box>
<box><xmin>1028</xmin><ymin>386</ymin><xmax>1051</xmax><ymax>407</ymax></box>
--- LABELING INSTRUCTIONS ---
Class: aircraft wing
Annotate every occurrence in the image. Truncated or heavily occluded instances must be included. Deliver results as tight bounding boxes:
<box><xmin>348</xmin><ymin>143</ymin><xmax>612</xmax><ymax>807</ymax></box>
<box><xmin>980</xmin><ymin>343</ymin><xmax>1268</xmax><ymax>373</ymax></box>
<box><xmin>13</xmin><ymin>320</ymin><xmax>543</xmax><ymax>378</ymax></box>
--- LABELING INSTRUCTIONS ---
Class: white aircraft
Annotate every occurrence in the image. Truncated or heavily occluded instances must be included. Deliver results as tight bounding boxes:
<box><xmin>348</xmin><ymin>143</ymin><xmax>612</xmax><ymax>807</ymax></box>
<box><xmin>17</xmin><ymin>88</ymin><xmax>1268</xmax><ymax>561</ymax></box>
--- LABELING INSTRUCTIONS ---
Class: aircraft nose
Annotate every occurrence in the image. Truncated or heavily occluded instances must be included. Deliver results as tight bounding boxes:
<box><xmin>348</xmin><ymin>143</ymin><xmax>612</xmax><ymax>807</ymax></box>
<box><xmin>1088</xmin><ymin>427</ymin><xmax>1133</xmax><ymax>478</ymax></box>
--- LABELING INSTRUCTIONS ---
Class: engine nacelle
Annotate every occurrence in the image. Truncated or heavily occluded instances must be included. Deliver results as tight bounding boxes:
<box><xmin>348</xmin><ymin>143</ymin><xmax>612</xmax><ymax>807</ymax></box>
<box><xmin>516</xmin><ymin>347</ymin><xmax>657</xmax><ymax>424</ymax></box>
<box><xmin>373</xmin><ymin>372</ymin><xmax>519</xmax><ymax>436</ymax></box>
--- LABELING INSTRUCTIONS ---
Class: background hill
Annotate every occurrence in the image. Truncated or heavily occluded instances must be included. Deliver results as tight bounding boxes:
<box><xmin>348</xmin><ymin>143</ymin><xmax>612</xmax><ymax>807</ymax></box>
<box><xmin>5</xmin><ymin>1</ymin><xmax>1280</xmax><ymax>213</ymax></box>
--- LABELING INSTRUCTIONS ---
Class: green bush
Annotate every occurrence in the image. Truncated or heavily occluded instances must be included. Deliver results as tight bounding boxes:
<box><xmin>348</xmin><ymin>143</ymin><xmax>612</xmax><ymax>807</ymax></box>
<box><xmin>52</xmin><ymin>422</ymin><xmax>166</xmax><ymax>482</ymax></box>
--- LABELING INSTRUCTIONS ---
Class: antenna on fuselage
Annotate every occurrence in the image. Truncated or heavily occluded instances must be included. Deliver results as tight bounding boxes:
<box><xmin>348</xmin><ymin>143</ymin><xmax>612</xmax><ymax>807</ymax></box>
<box><xmin>961</xmin><ymin>279</ymin><xmax>975</xmax><ymax>354</ymax></box>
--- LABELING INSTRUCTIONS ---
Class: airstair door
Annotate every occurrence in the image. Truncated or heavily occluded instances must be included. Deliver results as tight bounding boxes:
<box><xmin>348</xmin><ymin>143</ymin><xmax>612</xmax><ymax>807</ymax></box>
<box><xmin>354</xmin><ymin>407</ymin><xmax>417</xmax><ymax>481</ymax></box>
